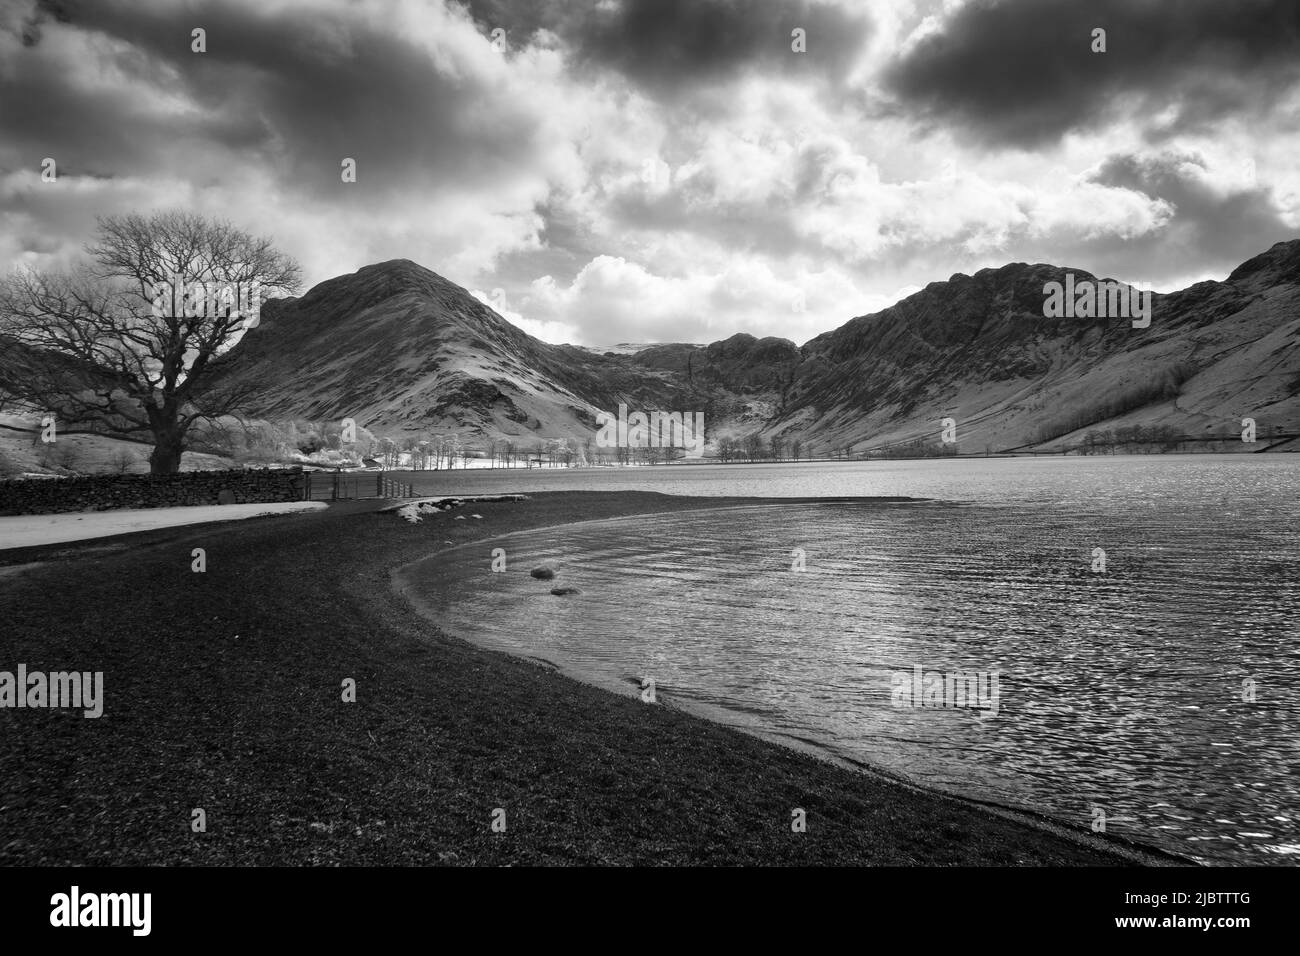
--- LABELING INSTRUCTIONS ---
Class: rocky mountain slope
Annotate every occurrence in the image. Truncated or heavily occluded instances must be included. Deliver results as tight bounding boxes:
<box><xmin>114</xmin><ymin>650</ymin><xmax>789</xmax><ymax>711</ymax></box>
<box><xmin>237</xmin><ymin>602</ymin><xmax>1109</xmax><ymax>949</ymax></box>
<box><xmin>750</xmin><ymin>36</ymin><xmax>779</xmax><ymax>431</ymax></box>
<box><xmin>772</xmin><ymin>241</ymin><xmax>1300</xmax><ymax>453</ymax></box>
<box><xmin>218</xmin><ymin>260</ymin><xmax>703</xmax><ymax>442</ymax></box>
<box><xmin>207</xmin><ymin>242</ymin><xmax>1300</xmax><ymax>453</ymax></box>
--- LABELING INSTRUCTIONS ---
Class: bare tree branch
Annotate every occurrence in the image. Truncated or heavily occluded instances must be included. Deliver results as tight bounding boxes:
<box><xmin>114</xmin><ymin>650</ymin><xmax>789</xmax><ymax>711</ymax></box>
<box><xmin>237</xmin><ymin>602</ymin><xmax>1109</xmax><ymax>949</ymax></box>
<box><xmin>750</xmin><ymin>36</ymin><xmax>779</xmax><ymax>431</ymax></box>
<box><xmin>0</xmin><ymin>210</ymin><xmax>301</xmax><ymax>473</ymax></box>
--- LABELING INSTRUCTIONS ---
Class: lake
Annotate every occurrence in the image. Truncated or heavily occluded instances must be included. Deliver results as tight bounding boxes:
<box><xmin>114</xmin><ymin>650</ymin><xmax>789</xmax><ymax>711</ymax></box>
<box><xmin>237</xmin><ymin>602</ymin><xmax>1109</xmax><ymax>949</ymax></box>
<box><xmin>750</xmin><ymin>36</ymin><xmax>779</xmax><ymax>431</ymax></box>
<box><xmin>396</xmin><ymin>456</ymin><xmax>1300</xmax><ymax>864</ymax></box>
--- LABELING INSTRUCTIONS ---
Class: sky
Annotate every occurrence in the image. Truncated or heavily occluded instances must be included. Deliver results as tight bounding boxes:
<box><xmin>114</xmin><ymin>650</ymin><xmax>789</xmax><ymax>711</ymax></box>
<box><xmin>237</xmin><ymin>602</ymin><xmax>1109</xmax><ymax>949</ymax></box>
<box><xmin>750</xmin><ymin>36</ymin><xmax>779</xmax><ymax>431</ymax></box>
<box><xmin>2</xmin><ymin>0</ymin><xmax>1299</xmax><ymax>347</ymax></box>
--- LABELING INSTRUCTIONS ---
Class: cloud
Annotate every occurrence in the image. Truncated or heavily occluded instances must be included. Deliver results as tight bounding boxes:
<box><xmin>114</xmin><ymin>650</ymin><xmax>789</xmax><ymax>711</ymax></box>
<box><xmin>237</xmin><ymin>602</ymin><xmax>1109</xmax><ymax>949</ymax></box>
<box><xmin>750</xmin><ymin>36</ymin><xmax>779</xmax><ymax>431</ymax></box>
<box><xmin>0</xmin><ymin>0</ymin><xmax>600</xmax><ymax>279</ymax></box>
<box><xmin>462</xmin><ymin>0</ymin><xmax>874</xmax><ymax>97</ymax></box>
<box><xmin>1</xmin><ymin>0</ymin><xmax>1297</xmax><ymax>356</ymax></box>
<box><xmin>515</xmin><ymin>253</ymin><xmax>864</xmax><ymax>346</ymax></box>
<box><xmin>885</xmin><ymin>0</ymin><xmax>1300</xmax><ymax>148</ymax></box>
<box><xmin>1070</xmin><ymin>150</ymin><xmax>1299</xmax><ymax>280</ymax></box>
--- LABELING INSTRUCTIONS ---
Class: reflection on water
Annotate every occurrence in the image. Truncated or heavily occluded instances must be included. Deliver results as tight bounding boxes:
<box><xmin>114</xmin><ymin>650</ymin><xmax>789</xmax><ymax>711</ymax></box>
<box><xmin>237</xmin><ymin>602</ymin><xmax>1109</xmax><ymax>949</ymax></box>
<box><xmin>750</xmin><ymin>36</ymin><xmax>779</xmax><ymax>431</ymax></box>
<box><xmin>400</xmin><ymin>457</ymin><xmax>1300</xmax><ymax>865</ymax></box>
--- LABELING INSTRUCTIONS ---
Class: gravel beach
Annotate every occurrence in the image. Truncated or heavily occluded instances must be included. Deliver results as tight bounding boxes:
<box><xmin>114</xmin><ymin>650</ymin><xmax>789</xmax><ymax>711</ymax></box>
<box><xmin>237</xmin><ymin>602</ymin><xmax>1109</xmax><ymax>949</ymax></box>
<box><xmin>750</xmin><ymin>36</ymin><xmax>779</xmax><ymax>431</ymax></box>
<box><xmin>0</xmin><ymin>491</ymin><xmax>1187</xmax><ymax>865</ymax></box>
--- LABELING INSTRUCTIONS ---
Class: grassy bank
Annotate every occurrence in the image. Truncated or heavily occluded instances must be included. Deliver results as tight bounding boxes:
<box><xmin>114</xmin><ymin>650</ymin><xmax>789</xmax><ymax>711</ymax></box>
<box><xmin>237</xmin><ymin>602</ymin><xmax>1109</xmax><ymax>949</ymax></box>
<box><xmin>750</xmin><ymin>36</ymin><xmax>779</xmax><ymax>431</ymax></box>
<box><xmin>0</xmin><ymin>491</ymin><xmax>1184</xmax><ymax>865</ymax></box>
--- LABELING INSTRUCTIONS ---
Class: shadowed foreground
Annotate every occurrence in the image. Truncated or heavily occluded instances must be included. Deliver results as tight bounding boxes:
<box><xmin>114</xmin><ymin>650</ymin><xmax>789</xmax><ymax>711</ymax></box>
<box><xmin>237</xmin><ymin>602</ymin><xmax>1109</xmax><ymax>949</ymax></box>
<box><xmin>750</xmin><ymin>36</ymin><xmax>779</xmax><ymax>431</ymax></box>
<box><xmin>0</xmin><ymin>491</ymin><xmax>1186</xmax><ymax>865</ymax></box>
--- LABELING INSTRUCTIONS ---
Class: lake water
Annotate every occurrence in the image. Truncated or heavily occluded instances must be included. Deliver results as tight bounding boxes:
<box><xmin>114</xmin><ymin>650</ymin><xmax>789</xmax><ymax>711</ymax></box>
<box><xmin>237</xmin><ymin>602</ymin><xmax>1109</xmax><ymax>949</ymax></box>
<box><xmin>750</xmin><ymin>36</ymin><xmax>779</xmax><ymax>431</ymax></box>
<box><xmin>396</xmin><ymin>457</ymin><xmax>1300</xmax><ymax>865</ymax></box>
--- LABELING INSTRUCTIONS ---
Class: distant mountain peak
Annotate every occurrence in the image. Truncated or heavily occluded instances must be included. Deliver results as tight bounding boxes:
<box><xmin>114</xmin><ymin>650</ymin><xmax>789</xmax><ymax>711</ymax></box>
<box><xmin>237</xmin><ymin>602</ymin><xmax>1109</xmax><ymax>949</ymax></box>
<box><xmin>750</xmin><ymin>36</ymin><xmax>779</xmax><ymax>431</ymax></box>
<box><xmin>285</xmin><ymin>257</ymin><xmax>471</xmax><ymax>321</ymax></box>
<box><xmin>357</xmin><ymin>258</ymin><xmax>435</xmax><ymax>278</ymax></box>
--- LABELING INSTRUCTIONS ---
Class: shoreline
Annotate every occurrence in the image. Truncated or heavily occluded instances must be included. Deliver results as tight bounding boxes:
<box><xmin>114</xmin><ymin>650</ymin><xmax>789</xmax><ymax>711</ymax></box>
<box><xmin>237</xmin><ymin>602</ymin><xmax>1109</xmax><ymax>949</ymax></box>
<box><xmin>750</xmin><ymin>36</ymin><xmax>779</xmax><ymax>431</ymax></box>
<box><xmin>0</xmin><ymin>490</ymin><xmax>1193</xmax><ymax>865</ymax></box>
<box><xmin>392</xmin><ymin>499</ymin><xmax>1193</xmax><ymax>868</ymax></box>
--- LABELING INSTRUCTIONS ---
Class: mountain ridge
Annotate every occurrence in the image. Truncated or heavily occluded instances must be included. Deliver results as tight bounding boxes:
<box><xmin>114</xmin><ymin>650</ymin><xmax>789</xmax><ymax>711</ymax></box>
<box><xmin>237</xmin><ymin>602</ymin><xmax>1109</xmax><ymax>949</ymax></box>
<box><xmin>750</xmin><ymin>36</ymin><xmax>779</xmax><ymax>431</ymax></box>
<box><xmin>222</xmin><ymin>241</ymin><xmax>1300</xmax><ymax>453</ymax></box>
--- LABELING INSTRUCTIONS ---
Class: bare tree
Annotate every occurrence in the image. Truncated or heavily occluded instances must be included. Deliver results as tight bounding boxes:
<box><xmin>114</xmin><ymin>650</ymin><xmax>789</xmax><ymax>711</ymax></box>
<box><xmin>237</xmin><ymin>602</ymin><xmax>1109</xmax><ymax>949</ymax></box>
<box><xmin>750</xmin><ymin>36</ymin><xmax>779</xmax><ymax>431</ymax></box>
<box><xmin>401</xmin><ymin>435</ymin><xmax>419</xmax><ymax>468</ymax></box>
<box><xmin>107</xmin><ymin>447</ymin><xmax>139</xmax><ymax>474</ymax></box>
<box><xmin>0</xmin><ymin>211</ymin><xmax>300</xmax><ymax>473</ymax></box>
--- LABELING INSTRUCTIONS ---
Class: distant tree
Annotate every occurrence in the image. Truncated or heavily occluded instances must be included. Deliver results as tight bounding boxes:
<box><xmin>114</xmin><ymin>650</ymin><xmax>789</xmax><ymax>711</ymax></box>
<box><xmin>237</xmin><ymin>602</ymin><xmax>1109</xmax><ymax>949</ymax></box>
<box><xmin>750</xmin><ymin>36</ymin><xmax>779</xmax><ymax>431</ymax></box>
<box><xmin>790</xmin><ymin>438</ymin><xmax>803</xmax><ymax>461</ymax></box>
<box><xmin>0</xmin><ymin>211</ymin><xmax>300</xmax><ymax>473</ymax></box>
<box><xmin>107</xmin><ymin>447</ymin><xmax>139</xmax><ymax>474</ymax></box>
<box><xmin>52</xmin><ymin>441</ymin><xmax>82</xmax><ymax>473</ymax></box>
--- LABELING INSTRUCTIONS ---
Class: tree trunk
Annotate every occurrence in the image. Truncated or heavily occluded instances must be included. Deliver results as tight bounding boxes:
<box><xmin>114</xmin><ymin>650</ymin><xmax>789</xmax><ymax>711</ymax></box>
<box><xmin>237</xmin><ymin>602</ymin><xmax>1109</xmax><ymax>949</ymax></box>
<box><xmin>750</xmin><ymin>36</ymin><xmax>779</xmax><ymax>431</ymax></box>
<box><xmin>150</xmin><ymin>429</ymin><xmax>185</xmax><ymax>474</ymax></box>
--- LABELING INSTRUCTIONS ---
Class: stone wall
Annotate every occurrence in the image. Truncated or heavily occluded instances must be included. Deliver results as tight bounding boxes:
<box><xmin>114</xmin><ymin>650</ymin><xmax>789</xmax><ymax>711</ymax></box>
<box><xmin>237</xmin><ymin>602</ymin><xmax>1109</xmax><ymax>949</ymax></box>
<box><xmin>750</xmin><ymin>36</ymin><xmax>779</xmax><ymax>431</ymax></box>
<box><xmin>0</xmin><ymin>467</ymin><xmax>305</xmax><ymax>516</ymax></box>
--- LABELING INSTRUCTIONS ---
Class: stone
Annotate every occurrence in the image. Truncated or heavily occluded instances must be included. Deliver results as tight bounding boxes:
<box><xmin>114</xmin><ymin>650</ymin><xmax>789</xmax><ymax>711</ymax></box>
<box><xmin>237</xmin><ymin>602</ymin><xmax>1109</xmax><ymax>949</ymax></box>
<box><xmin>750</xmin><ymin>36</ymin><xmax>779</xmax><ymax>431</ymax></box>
<box><xmin>530</xmin><ymin>561</ymin><xmax>559</xmax><ymax>580</ymax></box>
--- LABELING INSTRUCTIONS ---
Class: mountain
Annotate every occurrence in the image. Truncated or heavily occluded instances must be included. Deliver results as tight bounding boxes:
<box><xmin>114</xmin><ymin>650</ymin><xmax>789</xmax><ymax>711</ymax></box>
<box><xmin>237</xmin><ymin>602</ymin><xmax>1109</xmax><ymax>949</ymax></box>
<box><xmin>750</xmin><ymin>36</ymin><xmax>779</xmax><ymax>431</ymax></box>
<box><xmin>769</xmin><ymin>242</ymin><xmax>1300</xmax><ymax>452</ymax></box>
<box><xmin>221</xmin><ymin>243</ymin><xmax>1300</xmax><ymax>453</ymax></box>
<box><xmin>219</xmin><ymin>260</ymin><xmax>712</xmax><ymax>442</ymax></box>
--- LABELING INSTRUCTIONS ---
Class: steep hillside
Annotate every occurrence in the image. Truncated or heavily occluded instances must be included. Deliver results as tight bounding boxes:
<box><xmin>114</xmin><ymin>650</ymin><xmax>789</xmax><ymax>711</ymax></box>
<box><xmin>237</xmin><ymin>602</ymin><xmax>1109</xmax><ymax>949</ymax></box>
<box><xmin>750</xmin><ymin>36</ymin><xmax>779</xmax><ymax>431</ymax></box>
<box><xmin>221</xmin><ymin>260</ymin><xmax>704</xmax><ymax>441</ymax></box>
<box><xmin>767</xmin><ymin>241</ymin><xmax>1300</xmax><ymax>453</ymax></box>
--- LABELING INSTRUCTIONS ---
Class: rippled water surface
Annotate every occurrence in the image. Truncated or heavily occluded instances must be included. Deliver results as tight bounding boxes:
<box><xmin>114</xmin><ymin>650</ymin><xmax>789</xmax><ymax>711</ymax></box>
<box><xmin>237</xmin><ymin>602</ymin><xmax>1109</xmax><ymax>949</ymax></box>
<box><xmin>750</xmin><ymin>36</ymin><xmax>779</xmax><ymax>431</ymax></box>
<box><xmin>400</xmin><ymin>457</ymin><xmax>1300</xmax><ymax>864</ymax></box>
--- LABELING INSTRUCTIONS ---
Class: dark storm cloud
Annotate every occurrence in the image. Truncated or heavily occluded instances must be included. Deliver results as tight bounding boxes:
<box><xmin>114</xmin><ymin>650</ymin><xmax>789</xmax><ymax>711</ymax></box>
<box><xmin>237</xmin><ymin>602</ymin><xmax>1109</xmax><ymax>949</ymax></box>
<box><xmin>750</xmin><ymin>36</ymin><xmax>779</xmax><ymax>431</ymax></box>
<box><xmin>462</xmin><ymin>0</ymin><xmax>873</xmax><ymax>94</ymax></box>
<box><xmin>885</xmin><ymin>0</ymin><xmax>1300</xmax><ymax>147</ymax></box>
<box><xmin>0</xmin><ymin>0</ymin><xmax>542</xmax><ymax>199</ymax></box>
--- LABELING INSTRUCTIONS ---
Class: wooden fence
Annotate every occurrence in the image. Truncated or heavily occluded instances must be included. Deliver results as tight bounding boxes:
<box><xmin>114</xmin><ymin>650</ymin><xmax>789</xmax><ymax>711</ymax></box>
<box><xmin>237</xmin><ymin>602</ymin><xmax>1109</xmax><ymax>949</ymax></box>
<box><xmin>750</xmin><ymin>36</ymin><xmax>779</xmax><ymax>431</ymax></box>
<box><xmin>300</xmin><ymin>470</ymin><xmax>416</xmax><ymax>501</ymax></box>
